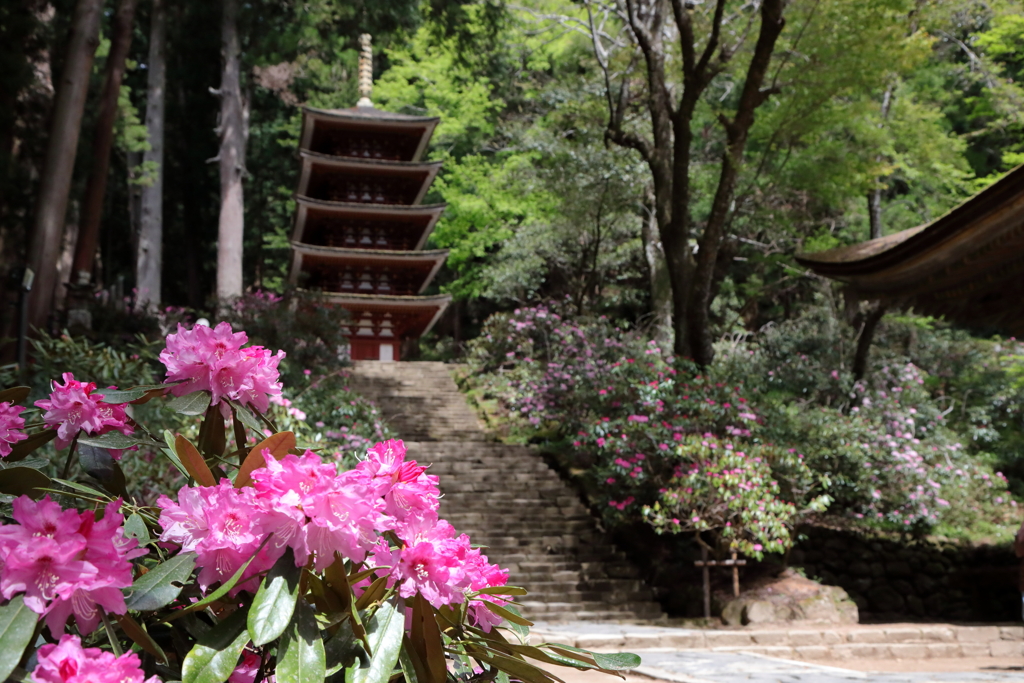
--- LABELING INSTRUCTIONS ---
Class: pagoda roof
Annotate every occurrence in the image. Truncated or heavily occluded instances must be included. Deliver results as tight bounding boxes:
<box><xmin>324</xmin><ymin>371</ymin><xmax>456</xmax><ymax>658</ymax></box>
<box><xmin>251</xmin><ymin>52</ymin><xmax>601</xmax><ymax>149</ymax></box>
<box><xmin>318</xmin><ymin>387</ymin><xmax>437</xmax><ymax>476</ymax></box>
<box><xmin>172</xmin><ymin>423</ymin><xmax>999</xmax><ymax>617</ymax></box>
<box><xmin>290</xmin><ymin>196</ymin><xmax>445</xmax><ymax>250</ymax></box>
<box><xmin>306</xmin><ymin>291</ymin><xmax>452</xmax><ymax>338</ymax></box>
<box><xmin>796</xmin><ymin>165</ymin><xmax>1024</xmax><ymax>332</ymax></box>
<box><xmin>301</xmin><ymin>106</ymin><xmax>439</xmax><ymax>162</ymax></box>
<box><xmin>298</xmin><ymin>151</ymin><xmax>442</xmax><ymax>206</ymax></box>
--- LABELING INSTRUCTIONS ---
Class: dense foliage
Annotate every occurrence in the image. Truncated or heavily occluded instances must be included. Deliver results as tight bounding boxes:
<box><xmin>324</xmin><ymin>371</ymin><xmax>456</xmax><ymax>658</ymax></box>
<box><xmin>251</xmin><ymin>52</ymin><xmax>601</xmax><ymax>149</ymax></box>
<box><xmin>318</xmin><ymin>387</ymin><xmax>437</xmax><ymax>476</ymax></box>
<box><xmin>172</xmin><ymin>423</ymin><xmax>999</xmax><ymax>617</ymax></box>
<box><xmin>466</xmin><ymin>300</ymin><xmax>1015</xmax><ymax>556</ymax></box>
<box><xmin>0</xmin><ymin>322</ymin><xmax>639</xmax><ymax>682</ymax></box>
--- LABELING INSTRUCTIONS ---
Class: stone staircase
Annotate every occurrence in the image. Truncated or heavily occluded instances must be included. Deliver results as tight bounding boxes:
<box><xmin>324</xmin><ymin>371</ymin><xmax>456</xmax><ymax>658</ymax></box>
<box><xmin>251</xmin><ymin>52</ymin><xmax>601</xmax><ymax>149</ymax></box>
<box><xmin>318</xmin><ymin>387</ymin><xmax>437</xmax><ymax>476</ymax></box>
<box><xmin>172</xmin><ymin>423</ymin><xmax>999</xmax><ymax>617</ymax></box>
<box><xmin>348</xmin><ymin>361</ymin><xmax>664</xmax><ymax>622</ymax></box>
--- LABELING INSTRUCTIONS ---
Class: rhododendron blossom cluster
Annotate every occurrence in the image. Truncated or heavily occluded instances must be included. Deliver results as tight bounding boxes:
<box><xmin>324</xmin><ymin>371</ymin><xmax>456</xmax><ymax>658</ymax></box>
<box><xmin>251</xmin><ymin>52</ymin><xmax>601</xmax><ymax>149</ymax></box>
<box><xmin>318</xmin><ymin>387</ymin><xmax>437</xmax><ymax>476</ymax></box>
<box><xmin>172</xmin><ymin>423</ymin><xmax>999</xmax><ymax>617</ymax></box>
<box><xmin>0</xmin><ymin>401</ymin><xmax>27</xmax><ymax>457</ymax></box>
<box><xmin>31</xmin><ymin>634</ymin><xmax>158</xmax><ymax>683</ymax></box>
<box><xmin>0</xmin><ymin>497</ymin><xmax>144</xmax><ymax>636</ymax></box>
<box><xmin>34</xmin><ymin>373</ymin><xmax>133</xmax><ymax>451</ymax></box>
<box><xmin>159</xmin><ymin>321</ymin><xmax>285</xmax><ymax>413</ymax></box>
<box><xmin>157</xmin><ymin>438</ymin><xmax>509</xmax><ymax>629</ymax></box>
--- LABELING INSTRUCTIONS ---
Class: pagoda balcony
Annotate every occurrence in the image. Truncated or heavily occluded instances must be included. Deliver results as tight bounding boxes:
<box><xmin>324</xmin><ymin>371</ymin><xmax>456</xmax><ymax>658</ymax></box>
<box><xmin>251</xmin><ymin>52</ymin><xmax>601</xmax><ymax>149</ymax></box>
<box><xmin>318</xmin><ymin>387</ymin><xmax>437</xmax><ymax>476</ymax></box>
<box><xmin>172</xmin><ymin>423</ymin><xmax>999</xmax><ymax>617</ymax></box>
<box><xmin>290</xmin><ymin>196</ymin><xmax>445</xmax><ymax>251</ymax></box>
<box><xmin>290</xmin><ymin>245</ymin><xmax>448</xmax><ymax>295</ymax></box>
<box><xmin>298</xmin><ymin>152</ymin><xmax>441</xmax><ymax>206</ymax></box>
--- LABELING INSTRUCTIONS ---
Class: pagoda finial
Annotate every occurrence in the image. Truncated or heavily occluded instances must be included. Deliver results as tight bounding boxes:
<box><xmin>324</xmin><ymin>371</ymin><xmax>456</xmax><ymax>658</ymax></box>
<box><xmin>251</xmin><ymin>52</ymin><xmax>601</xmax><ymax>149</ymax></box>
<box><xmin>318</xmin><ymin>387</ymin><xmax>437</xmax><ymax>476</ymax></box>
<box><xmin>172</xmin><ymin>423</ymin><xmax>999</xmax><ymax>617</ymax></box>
<box><xmin>357</xmin><ymin>33</ymin><xmax>373</xmax><ymax>108</ymax></box>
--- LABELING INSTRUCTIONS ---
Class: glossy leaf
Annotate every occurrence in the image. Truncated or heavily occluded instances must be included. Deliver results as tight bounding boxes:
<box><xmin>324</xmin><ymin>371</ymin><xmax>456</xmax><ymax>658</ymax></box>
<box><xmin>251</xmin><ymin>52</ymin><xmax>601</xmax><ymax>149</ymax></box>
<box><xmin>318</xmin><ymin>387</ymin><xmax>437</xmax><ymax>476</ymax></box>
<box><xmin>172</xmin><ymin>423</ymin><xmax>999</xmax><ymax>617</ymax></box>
<box><xmin>125</xmin><ymin>552</ymin><xmax>197</xmax><ymax>611</ymax></box>
<box><xmin>483</xmin><ymin>600</ymin><xmax>533</xmax><ymax>627</ymax></box>
<box><xmin>113</xmin><ymin>613</ymin><xmax>168</xmax><ymax>664</ymax></box>
<box><xmin>235</xmin><ymin>431</ymin><xmax>295</xmax><ymax>488</ymax></box>
<box><xmin>325</xmin><ymin>612</ymin><xmax>368</xmax><ymax>676</ymax></box>
<box><xmin>4</xmin><ymin>428</ymin><xmax>57</xmax><ymax>462</ymax></box>
<box><xmin>92</xmin><ymin>385</ymin><xmax>166</xmax><ymax>404</ymax></box>
<box><xmin>168</xmin><ymin>390</ymin><xmax>212</xmax><ymax>416</ymax></box>
<box><xmin>277</xmin><ymin>599</ymin><xmax>327</xmax><ymax>683</ymax></box>
<box><xmin>228</xmin><ymin>400</ymin><xmax>263</xmax><ymax>433</ymax></box>
<box><xmin>347</xmin><ymin>598</ymin><xmax>405</xmax><ymax>683</ymax></box>
<box><xmin>410</xmin><ymin>595</ymin><xmax>447</xmax><ymax>683</ymax></box>
<box><xmin>163</xmin><ymin>537</ymin><xmax>270</xmax><ymax>622</ymax></box>
<box><xmin>0</xmin><ymin>386</ymin><xmax>30</xmax><ymax>405</ymax></box>
<box><xmin>124</xmin><ymin>513</ymin><xmax>151</xmax><ymax>545</ymax></box>
<box><xmin>471</xmin><ymin>586</ymin><xmax>528</xmax><ymax>597</ymax></box>
<box><xmin>175</xmin><ymin>435</ymin><xmax>216</xmax><ymax>487</ymax></box>
<box><xmin>181</xmin><ymin>607</ymin><xmax>250</xmax><ymax>683</ymax></box>
<box><xmin>354</xmin><ymin>574</ymin><xmax>389</xmax><ymax>612</ymax></box>
<box><xmin>593</xmin><ymin>652</ymin><xmax>642</xmax><ymax>670</ymax></box>
<box><xmin>0</xmin><ymin>596</ymin><xmax>38</xmax><ymax>682</ymax></box>
<box><xmin>78</xmin><ymin>445</ymin><xmax>128</xmax><ymax>497</ymax></box>
<box><xmin>248</xmin><ymin>547</ymin><xmax>301</xmax><ymax>646</ymax></box>
<box><xmin>0</xmin><ymin>467</ymin><xmax>50</xmax><ymax>499</ymax></box>
<box><xmin>198</xmin><ymin>403</ymin><xmax>227</xmax><ymax>457</ymax></box>
<box><xmin>466</xmin><ymin>646</ymin><xmax>563</xmax><ymax>683</ymax></box>
<box><xmin>78</xmin><ymin>430</ymin><xmax>140</xmax><ymax>450</ymax></box>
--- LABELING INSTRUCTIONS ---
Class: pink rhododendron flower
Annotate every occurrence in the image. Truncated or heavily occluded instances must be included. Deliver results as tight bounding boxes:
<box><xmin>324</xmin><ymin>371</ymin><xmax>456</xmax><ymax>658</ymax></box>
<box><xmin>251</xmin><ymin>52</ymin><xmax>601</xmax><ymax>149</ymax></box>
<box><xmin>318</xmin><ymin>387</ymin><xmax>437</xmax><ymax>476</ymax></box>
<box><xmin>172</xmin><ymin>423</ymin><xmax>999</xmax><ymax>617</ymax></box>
<box><xmin>0</xmin><ymin>497</ymin><xmax>145</xmax><ymax>636</ymax></box>
<box><xmin>0</xmin><ymin>401</ymin><xmax>27</xmax><ymax>457</ymax></box>
<box><xmin>230</xmin><ymin>651</ymin><xmax>274</xmax><ymax>683</ymax></box>
<box><xmin>31</xmin><ymin>634</ymin><xmax>159</xmax><ymax>683</ymax></box>
<box><xmin>35</xmin><ymin>374</ymin><xmax>133</xmax><ymax>451</ymax></box>
<box><xmin>159</xmin><ymin>322</ymin><xmax>285</xmax><ymax>413</ymax></box>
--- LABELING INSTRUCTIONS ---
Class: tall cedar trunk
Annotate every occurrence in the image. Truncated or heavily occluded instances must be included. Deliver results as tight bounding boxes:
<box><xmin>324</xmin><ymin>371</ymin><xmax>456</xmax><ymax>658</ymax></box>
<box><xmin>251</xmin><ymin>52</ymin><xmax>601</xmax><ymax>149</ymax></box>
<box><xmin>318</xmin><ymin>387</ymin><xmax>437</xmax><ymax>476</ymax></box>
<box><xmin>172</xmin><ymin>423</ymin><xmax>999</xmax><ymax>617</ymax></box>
<box><xmin>135</xmin><ymin>0</ymin><xmax>166</xmax><ymax>312</ymax></box>
<box><xmin>605</xmin><ymin>0</ymin><xmax>785</xmax><ymax>366</ymax></box>
<box><xmin>641</xmin><ymin>193</ymin><xmax>673</xmax><ymax>350</ymax></box>
<box><xmin>70</xmin><ymin>0</ymin><xmax>138</xmax><ymax>288</ymax></box>
<box><xmin>215</xmin><ymin>0</ymin><xmax>246</xmax><ymax>305</ymax></box>
<box><xmin>25</xmin><ymin>0</ymin><xmax>103</xmax><ymax>331</ymax></box>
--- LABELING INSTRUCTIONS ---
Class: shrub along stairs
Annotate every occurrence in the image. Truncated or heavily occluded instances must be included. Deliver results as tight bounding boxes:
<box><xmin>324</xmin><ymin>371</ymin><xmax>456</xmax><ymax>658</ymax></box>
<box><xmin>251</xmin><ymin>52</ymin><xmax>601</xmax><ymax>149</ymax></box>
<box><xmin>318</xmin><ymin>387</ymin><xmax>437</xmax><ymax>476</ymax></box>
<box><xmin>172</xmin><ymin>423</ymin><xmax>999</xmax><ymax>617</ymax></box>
<box><xmin>347</xmin><ymin>361</ymin><xmax>664</xmax><ymax>622</ymax></box>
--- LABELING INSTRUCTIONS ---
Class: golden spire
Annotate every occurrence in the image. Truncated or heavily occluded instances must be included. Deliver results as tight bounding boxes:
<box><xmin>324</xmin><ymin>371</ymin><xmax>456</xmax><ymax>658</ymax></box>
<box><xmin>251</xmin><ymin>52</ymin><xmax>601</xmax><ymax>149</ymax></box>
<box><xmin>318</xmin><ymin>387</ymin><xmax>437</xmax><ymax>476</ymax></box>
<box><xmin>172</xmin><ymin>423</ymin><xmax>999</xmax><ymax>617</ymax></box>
<box><xmin>357</xmin><ymin>34</ymin><xmax>373</xmax><ymax>108</ymax></box>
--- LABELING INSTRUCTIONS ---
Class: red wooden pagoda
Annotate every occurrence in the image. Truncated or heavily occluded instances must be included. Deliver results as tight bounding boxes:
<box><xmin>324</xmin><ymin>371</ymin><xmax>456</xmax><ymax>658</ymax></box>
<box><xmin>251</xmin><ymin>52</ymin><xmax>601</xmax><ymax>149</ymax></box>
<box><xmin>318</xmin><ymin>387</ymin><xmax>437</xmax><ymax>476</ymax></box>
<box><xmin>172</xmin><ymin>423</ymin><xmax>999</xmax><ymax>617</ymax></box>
<box><xmin>288</xmin><ymin>35</ymin><xmax>450</xmax><ymax>361</ymax></box>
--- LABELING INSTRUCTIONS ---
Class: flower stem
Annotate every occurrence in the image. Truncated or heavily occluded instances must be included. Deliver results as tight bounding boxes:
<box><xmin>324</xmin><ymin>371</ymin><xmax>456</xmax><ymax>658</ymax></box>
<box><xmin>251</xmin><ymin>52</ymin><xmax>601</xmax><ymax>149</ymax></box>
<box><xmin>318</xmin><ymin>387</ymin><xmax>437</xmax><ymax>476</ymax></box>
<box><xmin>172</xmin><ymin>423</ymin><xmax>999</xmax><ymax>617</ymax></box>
<box><xmin>101</xmin><ymin>611</ymin><xmax>123</xmax><ymax>656</ymax></box>
<box><xmin>61</xmin><ymin>433</ymin><xmax>80</xmax><ymax>480</ymax></box>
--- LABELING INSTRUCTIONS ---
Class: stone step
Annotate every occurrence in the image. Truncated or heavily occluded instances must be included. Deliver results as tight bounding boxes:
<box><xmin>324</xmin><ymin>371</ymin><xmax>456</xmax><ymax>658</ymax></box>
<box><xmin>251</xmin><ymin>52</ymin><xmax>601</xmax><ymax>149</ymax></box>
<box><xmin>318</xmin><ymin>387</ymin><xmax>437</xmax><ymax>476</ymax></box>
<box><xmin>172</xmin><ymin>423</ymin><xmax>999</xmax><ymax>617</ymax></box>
<box><xmin>347</xmin><ymin>361</ymin><xmax>664</xmax><ymax>622</ymax></box>
<box><xmin>533</xmin><ymin>624</ymin><xmax>1024</xmax><ymax>658</ymax></box>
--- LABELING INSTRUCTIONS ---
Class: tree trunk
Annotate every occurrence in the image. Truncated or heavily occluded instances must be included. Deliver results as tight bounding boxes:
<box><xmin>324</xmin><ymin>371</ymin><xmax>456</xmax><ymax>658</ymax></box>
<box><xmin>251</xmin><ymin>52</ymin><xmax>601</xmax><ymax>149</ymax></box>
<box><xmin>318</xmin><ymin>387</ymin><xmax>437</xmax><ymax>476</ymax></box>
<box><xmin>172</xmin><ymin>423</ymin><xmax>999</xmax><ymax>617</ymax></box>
<box><xmin>867</xmin><ymin>84</ymin><xmax>894</xmax><ymax>241</ymax></box>
<box><xmin>853</xmin><ymin>303</ymin><xmax>886</xmax><ymax>381</ymax></box>
<box><xmin>215</xmin><ymin>0</ymin><xmax>246</xmax><ymax>306</ymax></box>
<box><xmin>135</xmin><ymin>0</ymin><xmax>166</xmax><ymax>312</ymax></box>
<box><xmin>641</xmin><ymin>194</ymin><xmax>673</xmax><ymax>350</ymax></box>
<box><xmin>25</xmin><ymin>0</ymin><xmax>103</xmax><ymax>331</ymax></box>
<box><xmin>70</xmin><ymin>0</ymin><xmax>139</xmax><ymax>287</ymax></box>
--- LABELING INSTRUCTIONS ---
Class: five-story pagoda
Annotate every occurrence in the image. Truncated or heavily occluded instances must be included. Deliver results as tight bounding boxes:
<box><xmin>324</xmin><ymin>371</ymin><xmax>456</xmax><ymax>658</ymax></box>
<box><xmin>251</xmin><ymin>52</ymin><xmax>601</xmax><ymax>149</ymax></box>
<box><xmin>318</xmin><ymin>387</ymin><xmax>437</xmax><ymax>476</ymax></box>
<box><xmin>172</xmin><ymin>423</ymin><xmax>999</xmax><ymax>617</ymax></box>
<box><xmin>288</xmin><ymin>35</ymin><xmax>450</xmax><ymax>361</ymax></box>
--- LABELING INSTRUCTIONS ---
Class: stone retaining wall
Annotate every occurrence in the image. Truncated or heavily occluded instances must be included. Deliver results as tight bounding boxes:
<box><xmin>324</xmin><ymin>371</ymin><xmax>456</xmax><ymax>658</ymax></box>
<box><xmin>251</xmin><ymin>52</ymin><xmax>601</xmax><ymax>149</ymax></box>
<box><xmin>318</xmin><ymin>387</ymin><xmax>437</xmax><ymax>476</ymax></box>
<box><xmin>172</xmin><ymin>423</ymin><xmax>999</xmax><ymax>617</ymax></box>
<box><xmin>791</xmin><ymin>527</ymin><xmax>1020</xmax><ymax>622</ymax></box>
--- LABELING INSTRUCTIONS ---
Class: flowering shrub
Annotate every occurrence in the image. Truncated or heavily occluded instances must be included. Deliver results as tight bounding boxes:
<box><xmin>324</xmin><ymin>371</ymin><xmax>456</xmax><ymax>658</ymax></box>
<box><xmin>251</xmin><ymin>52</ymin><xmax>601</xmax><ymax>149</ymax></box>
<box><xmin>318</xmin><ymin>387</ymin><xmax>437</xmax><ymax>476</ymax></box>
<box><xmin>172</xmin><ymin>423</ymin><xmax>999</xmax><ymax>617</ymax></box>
<box><xmin>0</xmin><ymin>322</ymin><xmax>637</xmax><ymax>683</ymax></box>
<box><xmin>468</xmin><ymin>302</ymin><xmax>830</xmax><ymax>559</ymax></box>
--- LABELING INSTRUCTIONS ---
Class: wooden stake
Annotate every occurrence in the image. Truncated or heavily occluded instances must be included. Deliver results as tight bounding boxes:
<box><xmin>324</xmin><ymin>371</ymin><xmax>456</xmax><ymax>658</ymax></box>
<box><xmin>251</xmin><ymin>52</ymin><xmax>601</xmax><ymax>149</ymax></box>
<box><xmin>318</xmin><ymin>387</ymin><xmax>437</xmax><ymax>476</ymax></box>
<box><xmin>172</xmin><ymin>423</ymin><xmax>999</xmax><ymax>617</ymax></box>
<box><xmin>701</xmin><ymin>545</ymin><xmax>710</xmax><ymax>619</ymax></box>
<box><xmin>732</xmin><ymin>552</ymin><xmax>740</xmax><ymax>597</ymax></box>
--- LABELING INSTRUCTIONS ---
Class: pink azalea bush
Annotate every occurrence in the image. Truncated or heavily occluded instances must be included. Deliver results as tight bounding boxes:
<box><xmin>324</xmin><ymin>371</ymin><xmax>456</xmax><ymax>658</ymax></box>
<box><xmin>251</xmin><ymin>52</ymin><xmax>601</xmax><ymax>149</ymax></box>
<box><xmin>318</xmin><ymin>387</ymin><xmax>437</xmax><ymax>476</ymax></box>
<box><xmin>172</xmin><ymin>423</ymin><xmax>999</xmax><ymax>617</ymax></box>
<box><xmin>35</xmin><ymin>373</ymin><xmax>133</xmax><ymax>451</ymax></box>
<box><xmin>160</xmin><ymin>321</ymin><xmax>284</xmax><ymax>413</ymax></box>
<box><xmin>0</xmin><ymin>401</ymin><xmax>27</xmax><ymax>457</ymax></box>
<box><xmin>0</xmin><ymin>322</ymin><xmax>637</xmax><ymax>683</ymax></box>
<box><xmin>0</xmin><ymin>497</ymin><xmax>144</xmax><ymax>636</ymax></box>
<box><xmin>32</xmin><ymin>634</ymin><xmax>159</xmax><ymax>683</ymax></box>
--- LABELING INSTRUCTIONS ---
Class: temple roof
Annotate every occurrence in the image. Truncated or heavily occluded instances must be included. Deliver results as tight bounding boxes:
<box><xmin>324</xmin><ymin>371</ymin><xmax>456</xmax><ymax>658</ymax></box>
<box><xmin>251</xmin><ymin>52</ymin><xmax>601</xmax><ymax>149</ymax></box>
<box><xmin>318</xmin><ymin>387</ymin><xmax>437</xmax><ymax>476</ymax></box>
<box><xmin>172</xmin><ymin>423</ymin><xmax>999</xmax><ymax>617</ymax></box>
<box><xmin>796</xmin><ymin>165</ymin><xmax>1024</xmax><ymax>332</ymax></box>
<box><xmin>300</xmin><ymin>106</ymin><xmax>439</xmax><ymax>162</ymax></box>
<box><xmin>309</xmin><ymin>291</ymin><xmax>452</xmax><ymax>338</ymax></box>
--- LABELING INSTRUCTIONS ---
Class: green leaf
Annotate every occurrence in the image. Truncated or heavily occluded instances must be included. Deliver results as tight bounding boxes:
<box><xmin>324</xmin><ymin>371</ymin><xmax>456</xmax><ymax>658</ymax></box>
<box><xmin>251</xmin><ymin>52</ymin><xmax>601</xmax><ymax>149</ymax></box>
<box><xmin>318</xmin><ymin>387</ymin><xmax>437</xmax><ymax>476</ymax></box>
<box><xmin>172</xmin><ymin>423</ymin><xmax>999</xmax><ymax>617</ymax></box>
<box><xmin>482</xmin><ymin>600</ymin><xmax>533</xmax><ymax>627</ymax></box>
<box><xmin>125</xmin><ymin>552</ymin><xmax>197</xmax><ymax>612</ymax></box>
<box><xmin>592</xmin><ymin>653</ymin><xmax>641</xmax><ymax>671</ymax></box>
<box><xmin>124</xmin><ymin>513</ymin><xmax>151</xmax><ymax>545</ymax></box>
<box><xmin>471</xmin><ymin>586</ymin><xmax>528</xmax><ymax>597</ymax></box>
<box><xmin>347</xmin><ymin>598</ymin><xmax>406</xmax><ymax>683</ymax></box>
<box><xmin>278</xmin><ymin>599</ymin><xmax>327</xmax><ymax>683</ymax></box>
<box><xmin>228</xmin><ymin>400</ymin><xmax>264</xmax><ymax>433</ymax></box>
<box><xmin>78</xmin><ymin>431</ymin><xmax>141</xmax><ymax>450</ymax></box>
<box><xmin>0</xmin><ymin>386</ymin><xmax>30</xmax><ymax>405</ymax></box>
<box><xmin>51</xmin><ymin>478</ymin><xmax>113</xmax><ymax>502</ymax></box>
<box><xmin>78</xmin><ymin>445</ymin><xmax>128</xmax><ymax>497</ymax></box>
<box><xmin>163</xmin><ymin>537</ymin><xmax>271</xmax><ymax>622</ymax></box>
<box><xmin>113</xmin><ymin>612</ymin><xmax>168</xmax><ymax>664</ymax></box>
<box><xmin>0</xmin><ymin>596</ymin><xmax>38</xmax><ymax>682</ymax></box>
<box><xmin>92</xmin><ymin>385</ymin><xmax>165</xmax><ymax>404</ymax></box>
<box><xmin>0</xmin><ymin>467</ymin><xmax>51</xmax><ymax>499</ymax></box>
<box><xmin>325</xmin><ymin>616</ymin><xmax>368</xmax><ymax>676</ymax></box>
<box><xmin>168</xmin><ymin>390</ymin><xmax>212</xmax><ymax>416</ymax></box>
<box><xmin>5</xmin><ymin>429</ymin><xmax>58</xmax><ymax>462</ymax></box>
<box><xmin>161</xmin><ymin>430</ymin><xmax>189</xmax><ymax>477</ymax></box>
<box><xmin>181</xmin><ymin>607</ymin><xmax>250</xmax><ymax>683</ymax></box>
<box><xmin>248</xmin><ymin>547</ymin><xmax>301</xmax><ymax>646</ymax></box>
<box><xmin>466</xmin><ymin>647</ymin><xmax>562</xmax><ymax>683</ymax></box>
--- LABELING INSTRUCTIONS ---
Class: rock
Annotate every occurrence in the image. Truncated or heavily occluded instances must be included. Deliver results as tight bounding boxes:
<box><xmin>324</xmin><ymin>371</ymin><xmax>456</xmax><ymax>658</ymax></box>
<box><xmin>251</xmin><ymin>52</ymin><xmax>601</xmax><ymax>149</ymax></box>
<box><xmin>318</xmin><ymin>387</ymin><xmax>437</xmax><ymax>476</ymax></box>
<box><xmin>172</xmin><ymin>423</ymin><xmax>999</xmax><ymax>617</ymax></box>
<box><xmin>743</xmin><ymin>600</ymin><xmax>776</xmax><ymax>624</ymax></box>
<box><xmin>718</xmin><ymin>569</ymin><xmax>859</xmax><ymax>626</ymax></box>
<box><xmin>868</xmin><ymin>584</ymin><xmax>906</xmax><ymax>612</ymax></box>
